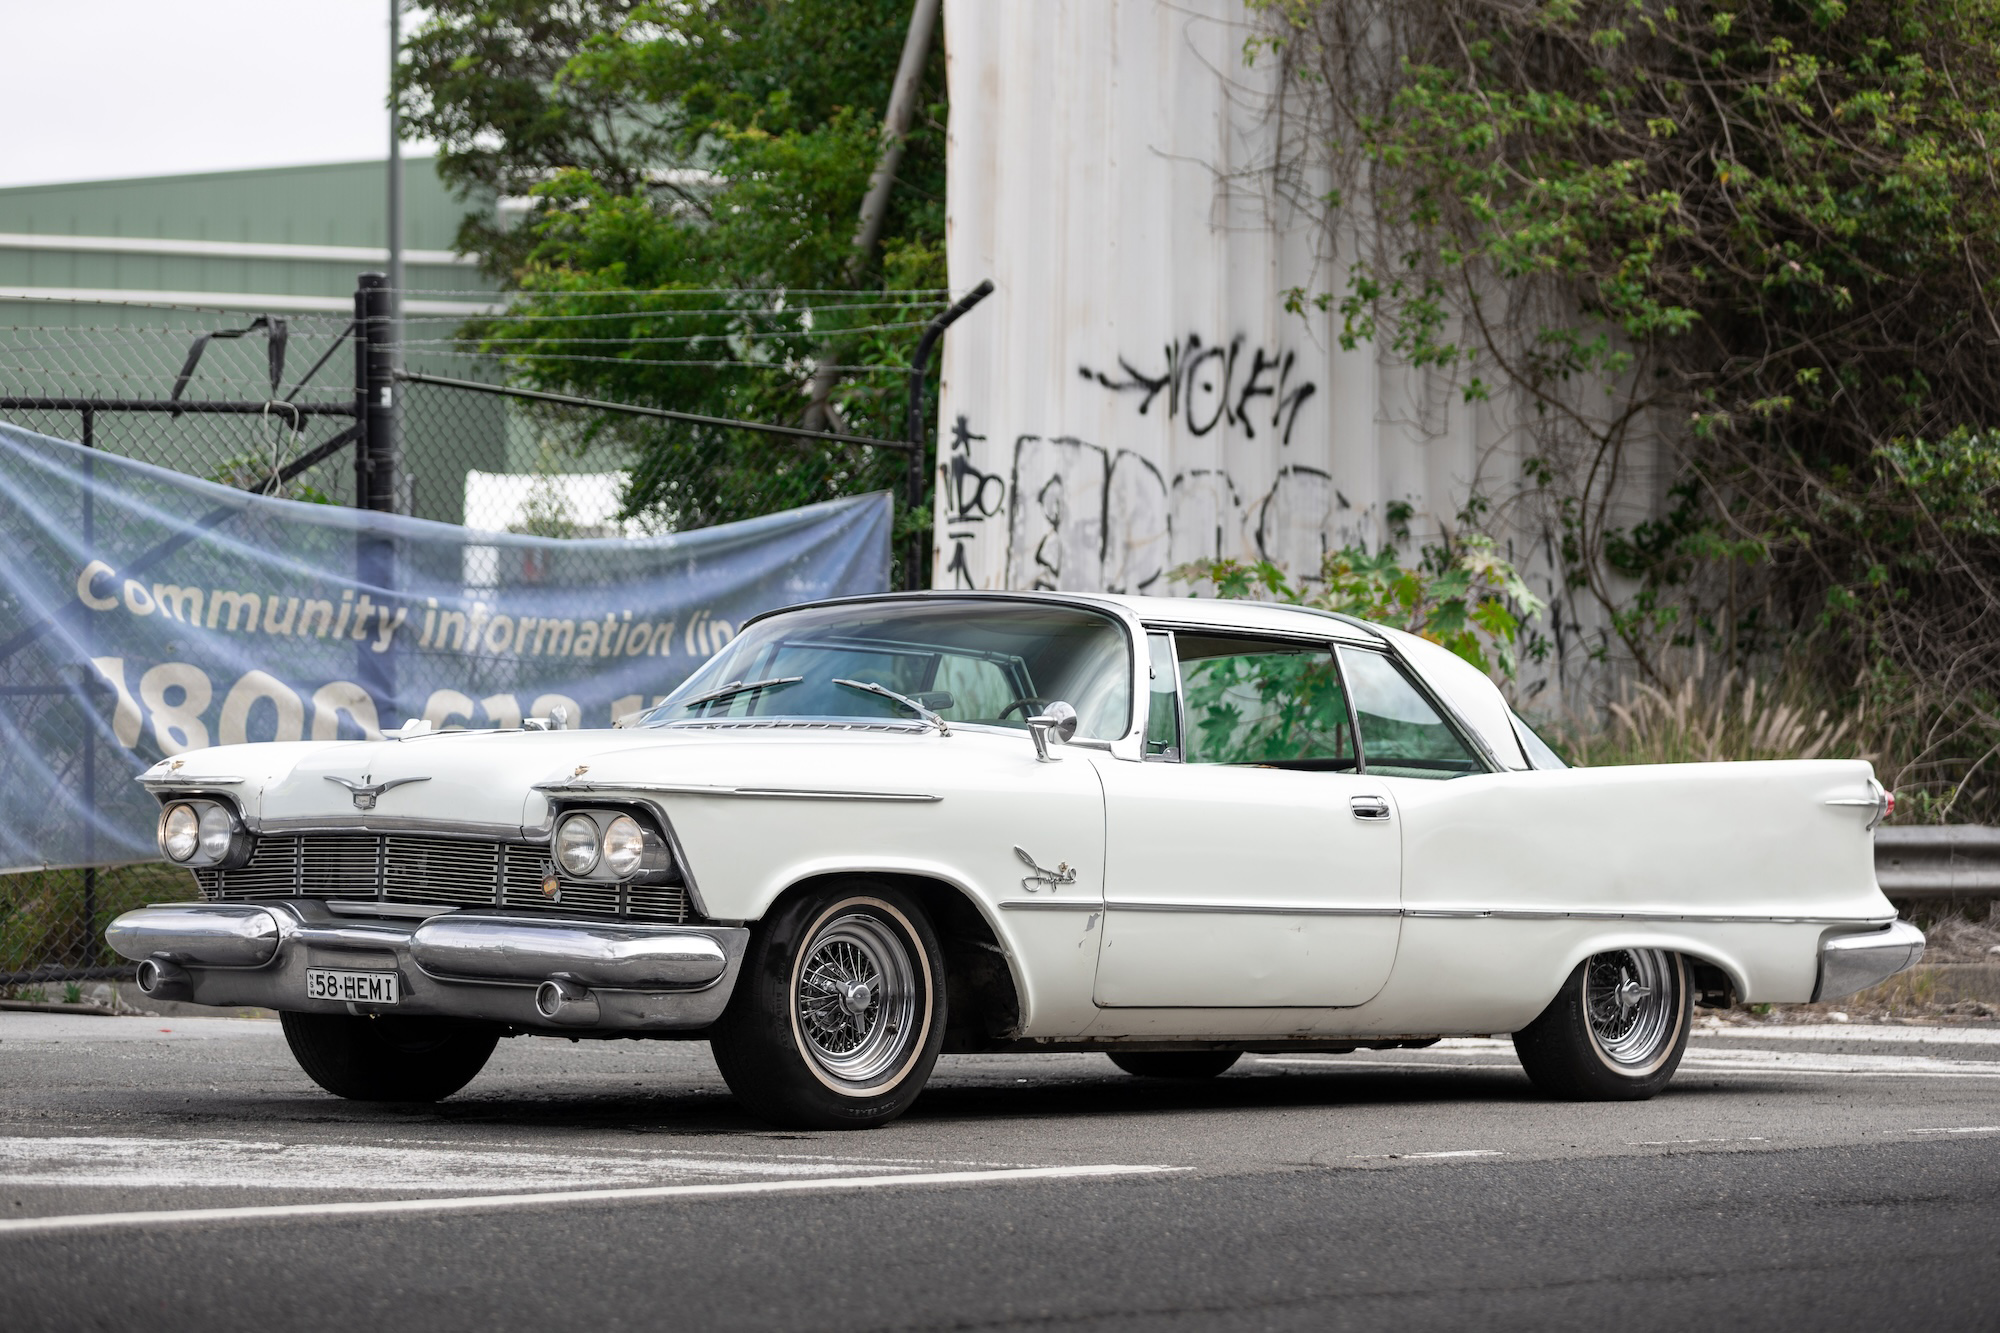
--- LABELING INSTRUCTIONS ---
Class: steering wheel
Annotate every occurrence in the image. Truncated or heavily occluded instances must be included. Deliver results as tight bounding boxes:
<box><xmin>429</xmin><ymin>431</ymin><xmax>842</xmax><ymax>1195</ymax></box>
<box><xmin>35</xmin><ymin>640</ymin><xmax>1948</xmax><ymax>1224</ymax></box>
<box><xmin>996</xmin><ymin>698</ymin><xmax>1053</xmax><ymax>721</ymax></box>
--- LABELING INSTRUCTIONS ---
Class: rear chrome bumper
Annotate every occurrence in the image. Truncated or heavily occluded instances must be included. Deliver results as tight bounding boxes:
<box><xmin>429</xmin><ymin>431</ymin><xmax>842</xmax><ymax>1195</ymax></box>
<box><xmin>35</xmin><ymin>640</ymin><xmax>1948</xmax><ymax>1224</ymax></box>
<box><xmin>105</xmin><ymin>900</ymin><xmax>749</xmax><ymax>1033</ymax></box>
<box><xmin>1813</xmin><ymin>919</ymin><xmax>1927</xmax><ymax>1002</ymax></box>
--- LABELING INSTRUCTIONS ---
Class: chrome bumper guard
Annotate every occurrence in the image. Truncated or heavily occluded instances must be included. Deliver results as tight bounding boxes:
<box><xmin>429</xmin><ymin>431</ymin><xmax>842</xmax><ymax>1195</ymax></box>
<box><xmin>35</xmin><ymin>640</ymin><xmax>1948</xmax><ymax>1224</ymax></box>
<box><xmin>105</xmin><ymin>900</ymin><xmax>749</xmax><ymax>1033</ymax></box>
<box><xmin>1813</xmin><ymin>919</ymin><xmax>1927</xmax><ymax>1002</ymax></box>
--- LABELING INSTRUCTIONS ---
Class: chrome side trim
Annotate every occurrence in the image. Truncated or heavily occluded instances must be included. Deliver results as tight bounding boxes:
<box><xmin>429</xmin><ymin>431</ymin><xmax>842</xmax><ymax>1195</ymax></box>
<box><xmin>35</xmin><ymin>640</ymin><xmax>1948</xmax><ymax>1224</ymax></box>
<box><xmin>539</xmin><ymin>779</ymin><xmax>941</xmax><ymax>804</ymax></box>
<box><xmin>1083</xmin><ymin>901</ymin><xmax>1897</xmax><ymax>925</ymax></box>
<box><xmin>138</xmin><ymin>774</ymin><xmax>247</xmax><ymax>788</ymax></box>
<box><xmin>1105</xmin><ymin>900</ymin><xmax>1404</xmax><ymax>917</ymax></box>
<box><xmin>998</xmin><ymin>899</ymin><xmax>1104</xmax><ymax>912</ymax></box>
<box><xmin>1404</xmin><ymin>907</ymin><xmax>1898</xmax><ymax>924</ymax></box>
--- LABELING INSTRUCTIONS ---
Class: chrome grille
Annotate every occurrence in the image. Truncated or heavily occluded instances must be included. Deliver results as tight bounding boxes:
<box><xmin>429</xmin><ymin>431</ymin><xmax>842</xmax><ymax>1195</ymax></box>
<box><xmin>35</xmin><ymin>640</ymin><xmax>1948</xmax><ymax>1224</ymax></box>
<box><xmin>195</xmin><ymin>833</ymin><xmax>690</xmax><ymax>922</ymax></box>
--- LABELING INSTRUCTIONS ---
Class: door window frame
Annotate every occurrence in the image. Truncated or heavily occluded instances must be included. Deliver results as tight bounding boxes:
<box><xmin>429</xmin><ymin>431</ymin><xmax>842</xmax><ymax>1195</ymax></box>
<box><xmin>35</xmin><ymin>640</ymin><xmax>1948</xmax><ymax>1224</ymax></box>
<box><xmin>1137</xmin><ymin>624</ymin><xmax>1498</xmax><ymax>776</ymax></box>
<box><xmin>1142</xmin><ymin>630</ymin><xmax>1187</xmax><ymax>762</ymax></box>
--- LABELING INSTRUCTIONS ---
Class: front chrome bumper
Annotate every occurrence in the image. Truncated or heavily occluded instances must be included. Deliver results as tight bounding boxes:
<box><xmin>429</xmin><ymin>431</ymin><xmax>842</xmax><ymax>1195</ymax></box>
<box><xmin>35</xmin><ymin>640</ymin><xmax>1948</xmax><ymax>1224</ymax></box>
<box><xmin>105</xmin><ymin>900</ymin><xmax>749</xmax><ymax>1033</ymax></box>
<box><xmin>1813</xmin><ymin>919</ymin><xmax>1927</xmax><ymax>1002</ymax></box>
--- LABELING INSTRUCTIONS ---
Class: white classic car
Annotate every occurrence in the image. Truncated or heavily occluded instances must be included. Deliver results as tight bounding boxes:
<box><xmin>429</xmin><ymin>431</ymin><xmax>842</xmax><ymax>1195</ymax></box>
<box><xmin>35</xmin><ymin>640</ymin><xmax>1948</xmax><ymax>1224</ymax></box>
<box><xmin>108</xmin><ymin>592</ymin><xmax>1923</xmax><ymax>1127</ymax></box>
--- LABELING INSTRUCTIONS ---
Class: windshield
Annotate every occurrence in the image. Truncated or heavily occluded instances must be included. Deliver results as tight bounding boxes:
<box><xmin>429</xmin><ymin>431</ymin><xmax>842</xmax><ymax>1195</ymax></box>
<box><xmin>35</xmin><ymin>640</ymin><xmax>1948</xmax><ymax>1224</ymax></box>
<box><xmin>643</xmin><ymin>599</ymin><xmax>1133</xmax><ymax>739</ymax></box>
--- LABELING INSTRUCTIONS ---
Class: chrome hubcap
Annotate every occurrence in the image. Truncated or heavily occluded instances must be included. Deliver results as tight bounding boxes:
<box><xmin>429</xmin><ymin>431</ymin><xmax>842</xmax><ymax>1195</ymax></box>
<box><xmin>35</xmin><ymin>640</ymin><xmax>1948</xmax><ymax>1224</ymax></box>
<box><xmin>795</xmin><ymin>912</ymin><xmax>918</xmax><ymax>1086</ymax></box>
<box><xmin>1585</xmin><ymin>948</ymin><xmax>1679</xmax><ymax>1069</ymax></box>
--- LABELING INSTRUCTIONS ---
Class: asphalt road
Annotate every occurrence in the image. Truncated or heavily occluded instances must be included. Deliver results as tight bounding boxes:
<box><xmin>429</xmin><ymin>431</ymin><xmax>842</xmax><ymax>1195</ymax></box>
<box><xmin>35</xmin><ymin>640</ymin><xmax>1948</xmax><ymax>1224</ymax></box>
<box><xmin>3</xmin><ymin>1014</ymin><xmax>1998</xmax><ymax>1331</ymax></box>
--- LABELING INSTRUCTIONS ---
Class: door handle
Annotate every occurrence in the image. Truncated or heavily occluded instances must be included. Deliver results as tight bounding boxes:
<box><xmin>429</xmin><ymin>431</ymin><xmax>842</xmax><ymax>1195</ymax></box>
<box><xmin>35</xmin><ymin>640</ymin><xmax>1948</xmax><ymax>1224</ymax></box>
<box><xmin>1350</xmin><ymin>796</ymin><xmax>1391</xmax><ymax>821</ymax></box>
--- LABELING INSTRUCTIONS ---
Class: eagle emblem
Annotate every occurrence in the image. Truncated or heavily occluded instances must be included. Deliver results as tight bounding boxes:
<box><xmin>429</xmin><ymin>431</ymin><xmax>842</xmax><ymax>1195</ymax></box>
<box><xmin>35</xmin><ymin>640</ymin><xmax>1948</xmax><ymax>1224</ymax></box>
<box><xmin>323</xmin><ymin>773</ymin><xmax>430</xmax><ymax>811</ymax></box>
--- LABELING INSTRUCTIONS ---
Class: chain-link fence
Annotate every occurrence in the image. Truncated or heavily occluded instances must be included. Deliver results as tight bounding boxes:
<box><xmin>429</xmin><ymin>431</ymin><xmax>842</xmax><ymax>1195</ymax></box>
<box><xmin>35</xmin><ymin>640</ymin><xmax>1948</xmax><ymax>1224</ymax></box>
<box><xmin>0</xmin><ymin>275</ymin><xmax>954</xmax><ymax>987</ymax></box>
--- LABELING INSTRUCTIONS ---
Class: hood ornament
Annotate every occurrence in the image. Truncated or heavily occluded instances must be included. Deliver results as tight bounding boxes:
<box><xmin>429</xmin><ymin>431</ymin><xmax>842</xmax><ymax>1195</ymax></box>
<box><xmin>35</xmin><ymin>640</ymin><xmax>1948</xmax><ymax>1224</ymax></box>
<box><xmin>324</xmin><ymin>773</ymin><xmax>430</xmax><ymax>811</ymax></box>
<box><xmin>1014</xmin><ymin>846</ymin><xmax>1076</xmax><ymax>893</ymax></box>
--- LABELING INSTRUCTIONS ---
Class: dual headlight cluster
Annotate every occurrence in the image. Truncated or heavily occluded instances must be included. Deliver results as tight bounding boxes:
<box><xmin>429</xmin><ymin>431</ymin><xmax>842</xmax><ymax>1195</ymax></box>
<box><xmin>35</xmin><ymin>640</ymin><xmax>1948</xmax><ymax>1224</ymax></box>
<box><xmin>553</xmin><ymin>809</ymin><xmax>666</xmax><ymax>882</ymax></box>
<box><xmin>157</xmin><ymin>799</ymin><xmax>246</xmax><ymax>867</ymax></box>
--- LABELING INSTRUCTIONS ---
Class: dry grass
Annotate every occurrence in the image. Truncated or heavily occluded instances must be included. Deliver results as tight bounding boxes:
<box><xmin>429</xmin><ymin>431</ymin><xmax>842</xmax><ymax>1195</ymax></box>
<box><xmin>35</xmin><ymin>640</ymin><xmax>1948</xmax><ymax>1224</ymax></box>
<box><xmin>1548</xmin><ymin>647</ymin><xmax>1868</xmax><ymax>768</ymax></box>
<box><xmin>1533</xmin><ymin>648</ymin><xmax>2000</xmax><ymax>823</ymax></box>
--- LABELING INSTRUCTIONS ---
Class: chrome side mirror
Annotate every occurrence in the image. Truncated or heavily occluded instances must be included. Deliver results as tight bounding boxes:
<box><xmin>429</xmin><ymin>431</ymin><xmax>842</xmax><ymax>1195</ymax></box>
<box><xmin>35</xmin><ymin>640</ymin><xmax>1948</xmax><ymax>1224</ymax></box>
<box><xmin>1025</xmin><ymin>701</ymin><xmax>1078</xmax><ymax>763</ymax></box>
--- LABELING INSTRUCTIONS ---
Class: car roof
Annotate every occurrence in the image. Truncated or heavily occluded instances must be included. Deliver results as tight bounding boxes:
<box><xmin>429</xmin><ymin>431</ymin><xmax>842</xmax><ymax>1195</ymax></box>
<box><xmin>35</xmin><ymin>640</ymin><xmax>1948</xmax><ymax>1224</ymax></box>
<box><xmin>1064</xmin><ymin>592</ymin><xmax>1385</xmax><ymax>643</ymax></box>
<box><xmin>749</xmin><ymin>589</ymin><xmax>1387</xmax><ymax>643</ymax></box>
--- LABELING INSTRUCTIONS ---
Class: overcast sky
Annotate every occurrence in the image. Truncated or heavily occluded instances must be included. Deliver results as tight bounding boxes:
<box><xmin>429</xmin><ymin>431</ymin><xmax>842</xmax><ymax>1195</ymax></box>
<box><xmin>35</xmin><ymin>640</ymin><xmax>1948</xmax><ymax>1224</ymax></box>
<box><xmin>1</xmin><ymin>0</ymin><xmax>436</xmax><ymax>189</ymax></box>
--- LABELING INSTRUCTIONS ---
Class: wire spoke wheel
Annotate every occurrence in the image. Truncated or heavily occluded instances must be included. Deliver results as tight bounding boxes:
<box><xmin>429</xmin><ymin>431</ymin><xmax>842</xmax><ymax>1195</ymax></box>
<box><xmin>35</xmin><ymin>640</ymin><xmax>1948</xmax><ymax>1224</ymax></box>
<box><xmin>1583</xmin><ymin>948</ymin><xmax>1678</xmax><ymax>1070</ymax></box>
<box><xmin>1513</xmin><ymin>947</ymin><xmax>1691</xmax><ymax>1100</ymax></box>
<box><xmin>792</xmin><ymin>911</ymin><xmax>920</xmax><ymax>1087</ymax></box>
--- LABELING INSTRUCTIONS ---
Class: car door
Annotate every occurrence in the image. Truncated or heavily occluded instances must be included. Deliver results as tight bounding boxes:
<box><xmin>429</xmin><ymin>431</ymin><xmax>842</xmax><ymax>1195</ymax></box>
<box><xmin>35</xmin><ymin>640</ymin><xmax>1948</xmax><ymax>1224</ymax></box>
<box><xmin>1089</xmin><ymin>630</ymin><xmax>1405</xmax><ymax>1008</ymax></box>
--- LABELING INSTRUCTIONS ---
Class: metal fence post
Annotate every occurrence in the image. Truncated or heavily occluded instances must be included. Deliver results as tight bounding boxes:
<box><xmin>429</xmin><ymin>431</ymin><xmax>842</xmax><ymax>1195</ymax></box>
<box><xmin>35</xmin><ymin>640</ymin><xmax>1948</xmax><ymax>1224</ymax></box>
<box><xmin>355</xmin><ymin>274</ymin><xmax>399</xmax><ymax>514</ymax></box>
<box><xmin>904</xmin><ymin>280</ymin><xmax>993</xmax><ymax>591</ymax></box>
<box><xmin>80</xmin><ymin>405</ymin><xmax>97</xmax><ymax>963</ymax></box>
<box><xmin>354</xmin><ymin>274</ymin><xmax>400</xmax><ymax>723</ymax></box>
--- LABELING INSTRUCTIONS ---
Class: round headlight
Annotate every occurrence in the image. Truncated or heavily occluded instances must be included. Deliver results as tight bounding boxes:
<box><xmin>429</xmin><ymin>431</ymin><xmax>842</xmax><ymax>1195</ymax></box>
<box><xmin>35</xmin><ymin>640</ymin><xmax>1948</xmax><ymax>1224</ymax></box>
<box><xmin>197</xmin><ymin>804</ymin><xmax>234</xmax><ymax>861</ymax></box>
<box><xmin>555</xmin><ymin>814</ymin><xmax>600</xmax><ymax>876</ymax></box>
<box><xmin>159</xmin><ymin>803</ymin><xmax>200</xmax><ymax>862</ymax></box>
<box><xmin>601</xmin><ymin>815</ymin><xmax>645</xmax><ymax>878</ymax></box>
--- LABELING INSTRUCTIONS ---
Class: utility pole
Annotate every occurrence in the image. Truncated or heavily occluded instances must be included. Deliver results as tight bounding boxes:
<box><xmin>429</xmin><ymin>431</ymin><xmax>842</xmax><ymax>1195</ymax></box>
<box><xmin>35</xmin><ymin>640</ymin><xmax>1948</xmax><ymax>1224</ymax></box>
<box><xmin>387</xmin><ymin>0</ymin><xmax>404</xmax><ymax>312</ymax></box>
<box><xmin>386</xmin><ymin>0</ymin><xmax>405</xmax><ymax>513</ymax></box>
<box><xmin>800</xmin><ymin>0</ymin><xmax>941</xmax><ymax>433</ymax></box>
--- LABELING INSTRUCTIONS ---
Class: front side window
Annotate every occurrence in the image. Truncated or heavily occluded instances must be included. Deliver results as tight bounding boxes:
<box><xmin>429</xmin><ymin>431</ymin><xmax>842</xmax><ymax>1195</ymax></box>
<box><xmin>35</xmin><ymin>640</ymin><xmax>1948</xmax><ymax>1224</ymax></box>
<box><xmin>645</xmin><ymin>600</ymin><xmax>1133</xmax><ymax>740</ymax></box>
<box><xmin>1176</xmin><ymin>634</ymin><xmax>1356</xmax><ymax>770</ymax></box>
<box><xmin>1338</xmin><ymin>647</ymin><xmax>1481</xmax><ymax>779</ymax></box>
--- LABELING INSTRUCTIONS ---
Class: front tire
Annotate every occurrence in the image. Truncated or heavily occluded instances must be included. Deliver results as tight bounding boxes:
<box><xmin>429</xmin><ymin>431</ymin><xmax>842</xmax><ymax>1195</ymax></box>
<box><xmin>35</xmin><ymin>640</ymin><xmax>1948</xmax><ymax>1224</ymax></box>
<box><xmin>1108</xmin><ymin>1051</ymin><xmax>1241</xmax><ymax>1079</ymax></box>
<box><xmin>710</xmin><ymin>883</ymin><xmax>945</xmax><ymax>1129</ymax></box>
<box><xmin>1513</xmin><ymin>949</ymin><xmax>1691</xmax><ymax>1100</ymax></box>
<box><xmin>280</xmin><ymin>1011</ymin><xmax>499</xmax><ymax>1102</ymax></box>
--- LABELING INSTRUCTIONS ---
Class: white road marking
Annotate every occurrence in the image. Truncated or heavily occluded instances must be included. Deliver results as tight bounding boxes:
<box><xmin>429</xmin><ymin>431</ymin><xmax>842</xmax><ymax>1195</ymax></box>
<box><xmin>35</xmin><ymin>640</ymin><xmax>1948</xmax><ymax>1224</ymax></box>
<box><xmin>0</xmin><ymin>1015</ymin><xmax>277</xmax><ymax>1043</ymax></box>
<box><xmin>1258</xmin><ymin>1045</ymin><xmax>2000</xmax><ymax>1080</ymax></box>
<box><xmin>0</xmin><ymin>1136</ymin><xmax>950</xmax><ymax>1191</ymax></box>
<box><xmin>1405</xmin><ymin>1149</ymin><xmax>1503</xmax><ymax>1159</ymax></box>
<box><xmin>1626</xmin><ymin>1137</ymin><xmax>1767</xmax><ymax>1146</ymax></box>
<box><xmin>1679</xmin><ymin>1049</ymin><xmax>2000</xmax><ymax>1078</ymax></box>
<box><xmin>0</xmin><ymin>1164</ymin><xmax>1180</xmax><ymax>1237</ymax></box>
<box><xmin>1699</xmin><ymin>1024</ymin><xmax>2000</xmax><ymax>1046</ymax></box>
<box><xmin>1899</xmin><ymin>1126</ymin><xmax>2000</xmax><ymax>1135</ymax></box>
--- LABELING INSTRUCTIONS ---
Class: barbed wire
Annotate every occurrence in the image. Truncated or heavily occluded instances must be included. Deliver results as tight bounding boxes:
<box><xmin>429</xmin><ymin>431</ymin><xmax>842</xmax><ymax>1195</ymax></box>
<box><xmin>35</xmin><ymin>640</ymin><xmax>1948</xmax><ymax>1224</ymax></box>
<box><xmin>397</xmin><ymin>318</ymin><xmax>931</xmax><ymax>347</ymax></box>
<box><xmin>388</xmin><ymin>286</ymin><xmax>958</xmax><ymax>298</ymax></box>
<box><xmin>405</xmin><ymin>348</ymin><xmax>913</xmax><ymax>373</ymax></box>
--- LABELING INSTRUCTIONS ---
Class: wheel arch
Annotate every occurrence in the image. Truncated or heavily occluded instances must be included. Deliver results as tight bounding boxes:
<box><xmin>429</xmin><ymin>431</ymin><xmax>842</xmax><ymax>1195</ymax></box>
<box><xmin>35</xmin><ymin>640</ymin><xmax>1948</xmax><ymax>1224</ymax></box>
<box><xmin>1542</xmin><ymin>930</ymin><xmax>1751</xmax><ymax>1014</ymax></box>
<box><xmin>760</xmin><ymin>870</ymin><xmax>1025</xmax><ymax>1052</ymax></box>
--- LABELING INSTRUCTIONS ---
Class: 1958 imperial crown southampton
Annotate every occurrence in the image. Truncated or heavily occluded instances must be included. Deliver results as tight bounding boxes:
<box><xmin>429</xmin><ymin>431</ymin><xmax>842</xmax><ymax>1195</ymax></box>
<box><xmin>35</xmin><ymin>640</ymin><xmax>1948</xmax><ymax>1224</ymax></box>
<box><xmin>107</xmin><ymin>592</ymin><xmax>1924</xmax><ymax>1128</ymax></box>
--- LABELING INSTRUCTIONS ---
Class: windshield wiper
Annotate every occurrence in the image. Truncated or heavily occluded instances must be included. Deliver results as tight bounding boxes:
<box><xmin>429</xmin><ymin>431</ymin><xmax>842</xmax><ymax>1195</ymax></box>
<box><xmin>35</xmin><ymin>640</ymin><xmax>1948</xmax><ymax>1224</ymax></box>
<box><xmin>832</xmin><ymin>678</ymin><xmax>950</xmax><ymax>735</ymax></box>
<box><xmin>669</xmin><ymin>675</ymin><xmax>804</xmax><ymax>713</ymax></box>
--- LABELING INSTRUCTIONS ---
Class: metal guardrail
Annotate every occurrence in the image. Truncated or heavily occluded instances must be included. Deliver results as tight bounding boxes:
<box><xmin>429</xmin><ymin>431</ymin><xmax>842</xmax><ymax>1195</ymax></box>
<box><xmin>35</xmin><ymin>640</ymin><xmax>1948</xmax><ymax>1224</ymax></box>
<box><xmin>1875</xmin><ymin>826</ymin><xmax>2000</xmax><ymax>899</ymax></box>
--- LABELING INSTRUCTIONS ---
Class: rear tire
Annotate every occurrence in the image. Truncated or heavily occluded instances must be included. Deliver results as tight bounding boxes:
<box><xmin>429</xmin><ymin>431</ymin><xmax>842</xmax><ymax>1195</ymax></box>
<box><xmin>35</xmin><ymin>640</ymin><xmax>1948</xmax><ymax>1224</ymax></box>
<box><xmin>710</xmin><ymin>883</ymin><xmax>945</xmax><ymax>1129</ymax></box>
<box><xmin>1107</xmin><ymin>1051</ymin><xmax>1241</xmax><ymax>1079</ymax></box>
<box><xmin>279</xmin><ymin>1011</ymin><xmax>499</xmax><ymax>1102</ymax></box>
<box><xmin>1512</xmin><ymin>949</ymin><xmax>1691</xmax><ymax>1100</ymax></box>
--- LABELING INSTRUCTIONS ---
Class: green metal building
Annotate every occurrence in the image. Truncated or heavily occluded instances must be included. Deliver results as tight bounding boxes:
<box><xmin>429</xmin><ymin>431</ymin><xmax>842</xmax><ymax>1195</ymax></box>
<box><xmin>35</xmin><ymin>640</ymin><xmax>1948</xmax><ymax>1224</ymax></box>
<box><xmin>0</xmin><ymin>160</ymin><xmax>550</xmax><ymax>526</ymax></box>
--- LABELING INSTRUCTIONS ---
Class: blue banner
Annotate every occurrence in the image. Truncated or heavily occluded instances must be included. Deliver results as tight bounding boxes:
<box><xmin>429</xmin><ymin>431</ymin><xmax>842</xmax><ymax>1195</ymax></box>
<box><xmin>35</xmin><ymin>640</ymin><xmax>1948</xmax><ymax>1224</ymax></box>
<box><xmin>0</xmin><ymin>421</ymin><xmax>891</xmax><ymax>870</ymax></box>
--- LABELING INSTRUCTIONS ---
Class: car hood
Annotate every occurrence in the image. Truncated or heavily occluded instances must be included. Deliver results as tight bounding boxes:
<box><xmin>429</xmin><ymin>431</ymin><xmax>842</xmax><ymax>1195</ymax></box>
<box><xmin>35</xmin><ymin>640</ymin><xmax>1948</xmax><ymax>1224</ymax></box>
<box><xmin>144</xmin><ymin>724</ymin><xmax>998</xmax><ymax>836</ymax></box>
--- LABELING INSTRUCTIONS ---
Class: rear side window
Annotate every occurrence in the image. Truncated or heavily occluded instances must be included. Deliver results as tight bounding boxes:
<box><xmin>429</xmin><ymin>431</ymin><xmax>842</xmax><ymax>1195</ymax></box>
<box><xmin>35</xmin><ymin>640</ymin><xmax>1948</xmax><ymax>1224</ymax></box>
<box><xmin>1175</xmin><ymin>634</ymin><xmax>1356</xmax><ymax>770</ymax></box>
<box><xmin>1337</xmin><ymin>647</ymin><xmax>1481</xmax><ymax>779</ymax></box>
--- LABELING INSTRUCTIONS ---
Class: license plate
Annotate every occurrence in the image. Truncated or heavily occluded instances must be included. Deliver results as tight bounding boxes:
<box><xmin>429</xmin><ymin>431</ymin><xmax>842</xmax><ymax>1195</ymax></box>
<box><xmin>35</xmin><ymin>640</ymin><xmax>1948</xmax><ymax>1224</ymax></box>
<box><xmin>305</xmin><ymin>968</ymin><xmax>400</xmax><ymax>1005</ymax></box>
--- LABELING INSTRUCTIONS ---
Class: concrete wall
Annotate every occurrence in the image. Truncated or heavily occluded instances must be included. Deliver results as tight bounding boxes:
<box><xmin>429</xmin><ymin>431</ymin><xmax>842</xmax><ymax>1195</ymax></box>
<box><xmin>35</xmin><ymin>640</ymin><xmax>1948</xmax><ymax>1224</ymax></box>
<box><xmin>936</xmin><ymin>0</ymin><xmax>1657</xmax><ymax>700</ymax></box>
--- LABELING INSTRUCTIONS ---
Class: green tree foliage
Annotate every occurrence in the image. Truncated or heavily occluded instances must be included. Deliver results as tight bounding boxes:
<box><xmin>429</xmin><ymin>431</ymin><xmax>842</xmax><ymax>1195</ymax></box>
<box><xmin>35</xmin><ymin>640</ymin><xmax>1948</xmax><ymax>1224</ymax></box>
<box><xmin>1176</xmin><ymin>505</ymin><xmax>1549</xmax><ymax>677</ymax></box>
<box><xmin>1251</xmin><ymin>0</ymin><xmax>2000</xmax><ymax>808</ymax></box>
<box><xmin>396</xmin><ymin>1</ymin><xmax>947</xmax><ymax>538</ymax></box>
